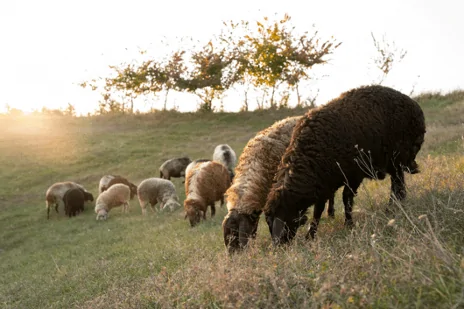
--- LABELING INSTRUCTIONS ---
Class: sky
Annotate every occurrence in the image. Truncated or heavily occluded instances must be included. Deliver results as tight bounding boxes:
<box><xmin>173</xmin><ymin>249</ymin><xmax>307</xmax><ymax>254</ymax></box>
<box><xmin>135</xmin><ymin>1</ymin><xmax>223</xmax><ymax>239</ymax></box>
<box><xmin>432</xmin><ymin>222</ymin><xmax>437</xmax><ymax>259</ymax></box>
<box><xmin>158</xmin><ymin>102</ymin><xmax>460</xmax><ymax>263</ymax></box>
<box><xmin>0</xmin><ymin>0</ymin><xmax>463</xmax><ymax>114</ymax></box>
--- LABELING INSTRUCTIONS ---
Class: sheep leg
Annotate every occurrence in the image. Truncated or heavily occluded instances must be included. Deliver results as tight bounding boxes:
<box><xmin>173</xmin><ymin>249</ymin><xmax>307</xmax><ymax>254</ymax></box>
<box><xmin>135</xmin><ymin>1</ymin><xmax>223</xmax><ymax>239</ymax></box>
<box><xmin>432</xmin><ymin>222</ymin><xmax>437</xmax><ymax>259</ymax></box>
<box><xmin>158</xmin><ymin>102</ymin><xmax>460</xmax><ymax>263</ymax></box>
<box><xmin>307</xmin><ymin>200</ymin><xmax>326</xmax><ymax>239</ymax></box>
<box><xmin>343</xmin><ymin>180</ymin><xmax>362</xmax><ymax>227</ymax></box>
<box><xmin>210</xmin><ymin>203</ymin><xmax>216</xmax><ymax>218</ymax></box>
<box><xmin>220</xmin><ymin>196</ymin><xmax>225</xmax><ymax>207</ymax></box>
<box><xmin>387</xmin><ymin>169</ymin><xmax>406</xmax><ymax>213</ymax></box>
<box><xmin>389</xmin><ymin>169</ymin><xmax>406</xmax><ymax>202</ymax></box>
<box><xmin>123</xmin><ymin>201</ymin><xmax>130</xmax><ymax>213</ymax></box>
<box><xmin>47</xmin><ymin>206</ymin><xmax>50</xmax><ymax>219</ymax></box>
<box><xmin>327</xmin><ymin>193</ymin><xmax>335</xmax><ymax>218</ymax></box>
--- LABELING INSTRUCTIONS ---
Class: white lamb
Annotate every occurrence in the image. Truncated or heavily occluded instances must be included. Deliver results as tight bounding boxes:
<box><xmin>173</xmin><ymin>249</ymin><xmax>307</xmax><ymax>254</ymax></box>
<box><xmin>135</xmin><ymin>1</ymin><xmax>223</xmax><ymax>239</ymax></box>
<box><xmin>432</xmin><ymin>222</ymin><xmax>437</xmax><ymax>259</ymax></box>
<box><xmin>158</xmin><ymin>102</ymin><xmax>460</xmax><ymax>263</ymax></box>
<box><xmin>95</xmin><ymin>183</ymin><xmax>131</xmax><ymax>220</ymax></box>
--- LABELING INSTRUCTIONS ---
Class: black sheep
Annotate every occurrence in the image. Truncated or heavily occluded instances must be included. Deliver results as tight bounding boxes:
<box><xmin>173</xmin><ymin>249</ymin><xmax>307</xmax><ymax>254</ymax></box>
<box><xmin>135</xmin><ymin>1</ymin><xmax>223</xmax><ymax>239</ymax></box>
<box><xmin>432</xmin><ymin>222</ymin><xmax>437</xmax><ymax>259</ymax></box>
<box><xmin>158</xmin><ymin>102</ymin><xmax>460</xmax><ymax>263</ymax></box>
<box><xmin>63</xmin><ymin>188</ymin><xmax>86</xmax><ymax>217</ymax></box>
<box><xmin>264</xmin><ymin>85</ymin><xmax>426</xmax><ymax>244</ymax></box>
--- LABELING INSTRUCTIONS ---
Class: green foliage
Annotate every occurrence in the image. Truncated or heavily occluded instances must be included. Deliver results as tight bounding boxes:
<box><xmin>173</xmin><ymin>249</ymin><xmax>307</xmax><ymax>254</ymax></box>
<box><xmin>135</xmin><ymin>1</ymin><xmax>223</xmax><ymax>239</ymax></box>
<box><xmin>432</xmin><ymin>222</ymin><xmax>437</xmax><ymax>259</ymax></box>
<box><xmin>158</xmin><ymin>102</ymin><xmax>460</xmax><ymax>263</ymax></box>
<box><xmin>221</xmin><ymin>14</ymin><xmax>340</xmax><ymax>108</ymax></box>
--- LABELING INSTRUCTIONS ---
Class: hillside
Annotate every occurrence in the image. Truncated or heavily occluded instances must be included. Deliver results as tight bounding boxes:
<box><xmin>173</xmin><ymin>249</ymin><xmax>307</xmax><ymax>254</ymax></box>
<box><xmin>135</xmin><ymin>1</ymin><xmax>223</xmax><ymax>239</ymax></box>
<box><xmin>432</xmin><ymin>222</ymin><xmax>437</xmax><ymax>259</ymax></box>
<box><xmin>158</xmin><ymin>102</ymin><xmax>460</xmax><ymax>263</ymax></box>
<box><xmin>0</xmin><ymin>93</ymin><xmax>463</xmax><ymax>308</ymax></box>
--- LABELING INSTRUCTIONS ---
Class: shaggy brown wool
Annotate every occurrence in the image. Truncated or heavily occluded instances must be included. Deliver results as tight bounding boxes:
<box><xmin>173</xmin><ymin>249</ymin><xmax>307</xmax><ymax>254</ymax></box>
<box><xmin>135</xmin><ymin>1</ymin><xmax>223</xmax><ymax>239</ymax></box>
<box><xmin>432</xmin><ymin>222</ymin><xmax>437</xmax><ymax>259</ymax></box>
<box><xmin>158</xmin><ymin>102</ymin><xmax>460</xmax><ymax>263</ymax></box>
<box><xmin>264</xmin><ymin>85</ymin><xmax>426</xmax><ymax>245</ymax></box>
<box><xmin>184</xmin><ymin>161</ymin><xmax>231</xmax><ymax>227</ymax></box>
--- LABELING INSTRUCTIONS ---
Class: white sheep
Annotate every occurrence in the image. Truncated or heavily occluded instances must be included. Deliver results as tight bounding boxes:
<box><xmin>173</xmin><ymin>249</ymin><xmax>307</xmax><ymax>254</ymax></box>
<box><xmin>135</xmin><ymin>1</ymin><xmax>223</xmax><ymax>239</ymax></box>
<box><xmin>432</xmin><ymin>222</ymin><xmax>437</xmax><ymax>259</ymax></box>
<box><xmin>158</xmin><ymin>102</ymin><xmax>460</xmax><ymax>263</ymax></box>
<box><xmin>45</xmin><ymin>181</ymin><xmax>94</xmax><ymax>219</ymax></box>
<box><xmin>213</xmin><ymin>144</ymin><xmax>237</xmax><ymax>179</ymax></box>
<box><xmin>95</xmin><ymin>183</ymin><xmax>131</xmax><ymax>220</ymax></box>
<box><xmin>137</xmin><ymin>178</ymin><xmax>180</xmax><ymax>215</ymax></box>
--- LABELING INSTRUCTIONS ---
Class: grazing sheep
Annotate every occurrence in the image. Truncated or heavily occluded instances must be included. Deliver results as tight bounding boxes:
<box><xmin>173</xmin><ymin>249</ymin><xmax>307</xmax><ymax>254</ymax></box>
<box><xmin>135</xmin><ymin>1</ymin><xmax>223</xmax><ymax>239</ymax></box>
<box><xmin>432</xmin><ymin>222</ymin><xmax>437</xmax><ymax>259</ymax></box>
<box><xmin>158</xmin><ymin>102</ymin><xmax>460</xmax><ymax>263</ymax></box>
<box><xmin>264</xmin><ymin>85</ymin><xmax>426</xmax><ymax>245</ymax></box>
<box><xmin>45</xmin><ymin>182</ymin><xmax>94</xmax><ymax>219</ymax></box>
<box><xmin>98</xmin><ymin>175</ymin><xmax>116</xmax><ymax>193</ymax></box>
<box><xmin>222</xmin><ymin>116</ymin><xmax>337</xmax><ymax>253</ymax></box>
<box><xmin>159</xmin><ymin>157</ymin><xmax>192</xmax><ymax>181</ymax></box>
<box><xmin>184</xmin><ymin>161</ymin><xmax>231</xmax><ymax>227</ymax></box>
<box><xmin>137</xmin><ymin>178</ymin><xmax>181</xmax><ymax>215</ymax></box>
<box><xmin>184</xmin><ymin>159</ymin><xmax>211</xmax><ymax>182</ymax></box>
<box><xmin>106</xmin><ymin>176</ymin><xmax>138</xmax><ymax>199</ymax></box>
<box><xmin>99</xmin><ymin>175</ymin><xmax>137</xmax><ymax>199</ymax></box>
<box><xmin>213</xmin><ymin>144</ymin><xmax>237</xmax><ymax>180</ymax></box>
<box><xmin>95</xmin><ymin>183</ymin><xmax>131</xmax><ymax>220</ymax></box>
<box><xmin>63</xmin><ymin>188</ymin><xmax>85</xmax><ymax>217</ymax></box>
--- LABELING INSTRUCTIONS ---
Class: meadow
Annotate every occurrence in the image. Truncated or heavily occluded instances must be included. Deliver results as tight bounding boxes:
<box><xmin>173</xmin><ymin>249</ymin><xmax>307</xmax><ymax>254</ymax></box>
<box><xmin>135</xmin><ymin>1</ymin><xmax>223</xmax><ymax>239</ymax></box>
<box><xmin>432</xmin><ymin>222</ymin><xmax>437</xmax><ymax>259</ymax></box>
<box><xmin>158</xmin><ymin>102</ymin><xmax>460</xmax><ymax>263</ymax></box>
<box><xmin>0</xmin><ymin>92</ymin><xmax>463</xmax><ymax>308</ymax></box>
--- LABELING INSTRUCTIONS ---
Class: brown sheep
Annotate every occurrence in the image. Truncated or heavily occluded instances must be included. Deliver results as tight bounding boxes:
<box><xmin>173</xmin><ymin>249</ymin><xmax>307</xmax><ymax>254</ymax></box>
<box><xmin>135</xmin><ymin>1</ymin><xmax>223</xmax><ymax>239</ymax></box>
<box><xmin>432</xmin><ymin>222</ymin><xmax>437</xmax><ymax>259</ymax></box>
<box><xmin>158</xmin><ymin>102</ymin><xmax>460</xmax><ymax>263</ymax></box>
<box><xmin>105</xmin><ymin>176</ymin><xmax>137</xmax><ymax>199</ymax></box>
<box><xmin>264</xmin><ymin>85</ymin><xmax>426</xmax><ymax>245</ymax></box>
<box><xmin>184</xmin><ymin>161</ymin><xmax>231</xmax><ymax>227</ymax></box>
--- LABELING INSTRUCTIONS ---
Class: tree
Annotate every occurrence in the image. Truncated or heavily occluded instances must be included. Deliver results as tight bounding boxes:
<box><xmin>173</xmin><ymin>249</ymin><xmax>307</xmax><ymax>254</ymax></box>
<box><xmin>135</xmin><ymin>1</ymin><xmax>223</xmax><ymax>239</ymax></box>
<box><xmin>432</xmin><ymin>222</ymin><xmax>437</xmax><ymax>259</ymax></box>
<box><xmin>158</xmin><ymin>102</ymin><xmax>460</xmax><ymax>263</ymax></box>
<box><xmin>221</xmin><ymin>14</ymin><xmax>341</xmax><ymax>108</ymax></box>
<box><xmin>176</xmin><ymin>41</ymin><xmax>241</xmax><ymax>112</ymax></box>
<box><xmin>371</xmin><ymin>32</ymin><xmax>407</xmax><ymax>84</ymax></box>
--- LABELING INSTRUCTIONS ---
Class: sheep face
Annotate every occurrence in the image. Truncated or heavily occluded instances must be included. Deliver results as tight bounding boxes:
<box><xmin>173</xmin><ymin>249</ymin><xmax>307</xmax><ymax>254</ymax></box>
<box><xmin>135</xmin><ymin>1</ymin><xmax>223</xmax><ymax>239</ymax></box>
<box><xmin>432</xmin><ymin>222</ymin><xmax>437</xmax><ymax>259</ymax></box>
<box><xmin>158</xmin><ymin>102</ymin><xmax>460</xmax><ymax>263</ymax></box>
<box><xmin>84</xmin><ymin>192</ymin><xmax>94</xmax><ymax>202</ymax></box>
<box><xmin>164</xmin><ymin>199</ymin><xmax>181</xmax><ymax>212</ymax></box>
<box><xmin>265</xmin><ymin>198</ymin><xmax>308</xmax><ymax>245</ymax></box>
<box><xmin>223</xmin><ymin>210</ymin><xmax>260</xmax><ymax>254</ymax></box>
<box><xmin>184</xmin><ymin>199</ymin><xmax>203</xmax><ymax>227</ymax></box>
<box><xmin>130</xmin><ymin>184</ymin><xmax>138</xmax><ymax>199</ymax></box>
<box><xmin>96</xmin><ymin>209</ymin><xmax>108</xmax><ymax>221</ymax></box>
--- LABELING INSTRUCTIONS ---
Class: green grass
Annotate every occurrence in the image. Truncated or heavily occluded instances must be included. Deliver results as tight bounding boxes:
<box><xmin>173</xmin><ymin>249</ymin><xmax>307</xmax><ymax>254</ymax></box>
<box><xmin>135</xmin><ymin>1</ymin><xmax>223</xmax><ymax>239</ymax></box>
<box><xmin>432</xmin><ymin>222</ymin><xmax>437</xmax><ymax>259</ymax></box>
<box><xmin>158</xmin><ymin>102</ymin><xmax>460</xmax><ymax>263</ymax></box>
<box><xmin>0</xmin><ymin>95</ymin><xmax>463</xmax><ymax>308</ymax></box>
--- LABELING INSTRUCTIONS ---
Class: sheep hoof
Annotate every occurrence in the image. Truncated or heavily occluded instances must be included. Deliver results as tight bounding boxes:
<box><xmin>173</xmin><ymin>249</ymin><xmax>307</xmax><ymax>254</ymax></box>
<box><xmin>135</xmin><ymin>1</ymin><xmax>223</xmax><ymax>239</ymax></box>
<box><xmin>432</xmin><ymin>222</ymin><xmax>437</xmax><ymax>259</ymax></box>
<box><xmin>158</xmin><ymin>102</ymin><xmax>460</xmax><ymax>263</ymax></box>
<box><xmin>344</xmin><ymin>219</ymin><xmax>354</xmax><ymax>228</ymax></box>
<box><xmin>305</xmin><ymin>227</ymin><xmax>317</xmax><ymax>240</ymax></box>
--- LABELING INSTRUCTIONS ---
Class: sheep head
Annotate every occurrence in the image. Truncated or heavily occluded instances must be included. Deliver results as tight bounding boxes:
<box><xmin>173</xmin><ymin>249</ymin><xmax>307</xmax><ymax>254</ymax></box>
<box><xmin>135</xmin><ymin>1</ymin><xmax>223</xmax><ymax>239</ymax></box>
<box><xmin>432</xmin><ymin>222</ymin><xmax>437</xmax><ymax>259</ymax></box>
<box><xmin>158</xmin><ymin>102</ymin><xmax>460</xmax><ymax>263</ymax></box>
<box><xmin>222</xmin><ymin>209</ymin><xmax>260</xmax><ymax>254</ymax></box>
<box><xmin>264</xmin><ymin>189</ymin><xmax>309</xmax><ymax>245</ymax></box>
<box><xmin>129</xmin><ymin>183</ymin><xmax>138</xmax><ymax>199</ymax></box>
<box><xmin>184</xmin><ymin>199</ymin><xmax>203</xmax><ymax>227</ymax></box>
<box><xmin>164</xmin><ymin>199</ymin><xmax>181</xmax><ymax>212</ymax></box>
<box><xmin>84</xmin><ymin>191</ymin><xmax>94</xmax><ymax>202</ymax></box>
<box><xmin>96</xmin><ymin>209</ymin><xmax>108</xmax><ymax>221</ymax></box>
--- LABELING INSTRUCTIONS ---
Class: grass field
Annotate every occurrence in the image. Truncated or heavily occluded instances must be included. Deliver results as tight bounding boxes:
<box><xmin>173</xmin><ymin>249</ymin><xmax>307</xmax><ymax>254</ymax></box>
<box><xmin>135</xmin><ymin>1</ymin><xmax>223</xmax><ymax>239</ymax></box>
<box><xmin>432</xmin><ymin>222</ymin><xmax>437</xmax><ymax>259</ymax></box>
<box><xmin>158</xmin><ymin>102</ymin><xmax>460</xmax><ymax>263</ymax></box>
<box><xmin>0</xmin><ymin>92</ymin><xmax>463</xmax><ymax>308</ymax></box>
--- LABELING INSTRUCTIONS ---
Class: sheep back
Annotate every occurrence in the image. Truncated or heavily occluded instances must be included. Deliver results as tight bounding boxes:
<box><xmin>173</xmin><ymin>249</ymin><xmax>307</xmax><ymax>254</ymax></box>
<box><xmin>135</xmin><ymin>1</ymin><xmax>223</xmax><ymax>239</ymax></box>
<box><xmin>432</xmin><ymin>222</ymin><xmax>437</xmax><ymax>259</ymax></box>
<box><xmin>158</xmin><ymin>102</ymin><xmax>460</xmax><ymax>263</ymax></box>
<box><xmin>265</xmin><ymin>85</ymin><xmax>426</xmax><ymax>244</ymax></box>
<box><xmin>185</xmin><ymin>159</ymin><xmax>211</xmax><ymax>181</ymax></box>
<box><xmin>106</xmin><ymin>176</ymin><xmax>138</xmax><ymax>199</ymax></box>
<box><xmin>159</xmin><ymin>157</ymin><xmax>192</xmax><ymax>180</ymax></box>
<box><xmin>213</xmin><ymin>144</ymin><xmax>237</xmax><ymax>179</ymax></box>
<box><xmin>63</xmin><ymin>188</ymin><xmax>85</xmax><ymax>217</ymax></box>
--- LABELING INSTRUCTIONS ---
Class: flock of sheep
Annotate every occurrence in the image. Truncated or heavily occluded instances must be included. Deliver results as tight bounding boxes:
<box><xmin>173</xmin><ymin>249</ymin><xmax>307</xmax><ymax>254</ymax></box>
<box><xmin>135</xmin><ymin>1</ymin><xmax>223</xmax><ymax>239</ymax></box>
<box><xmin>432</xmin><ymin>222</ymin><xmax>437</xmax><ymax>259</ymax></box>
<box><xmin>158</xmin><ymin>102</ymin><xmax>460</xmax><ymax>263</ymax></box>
<box><xmin>45</xmin><ymin>85</ymin><xmax>426</xmax><ymax>253</ymax></box>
